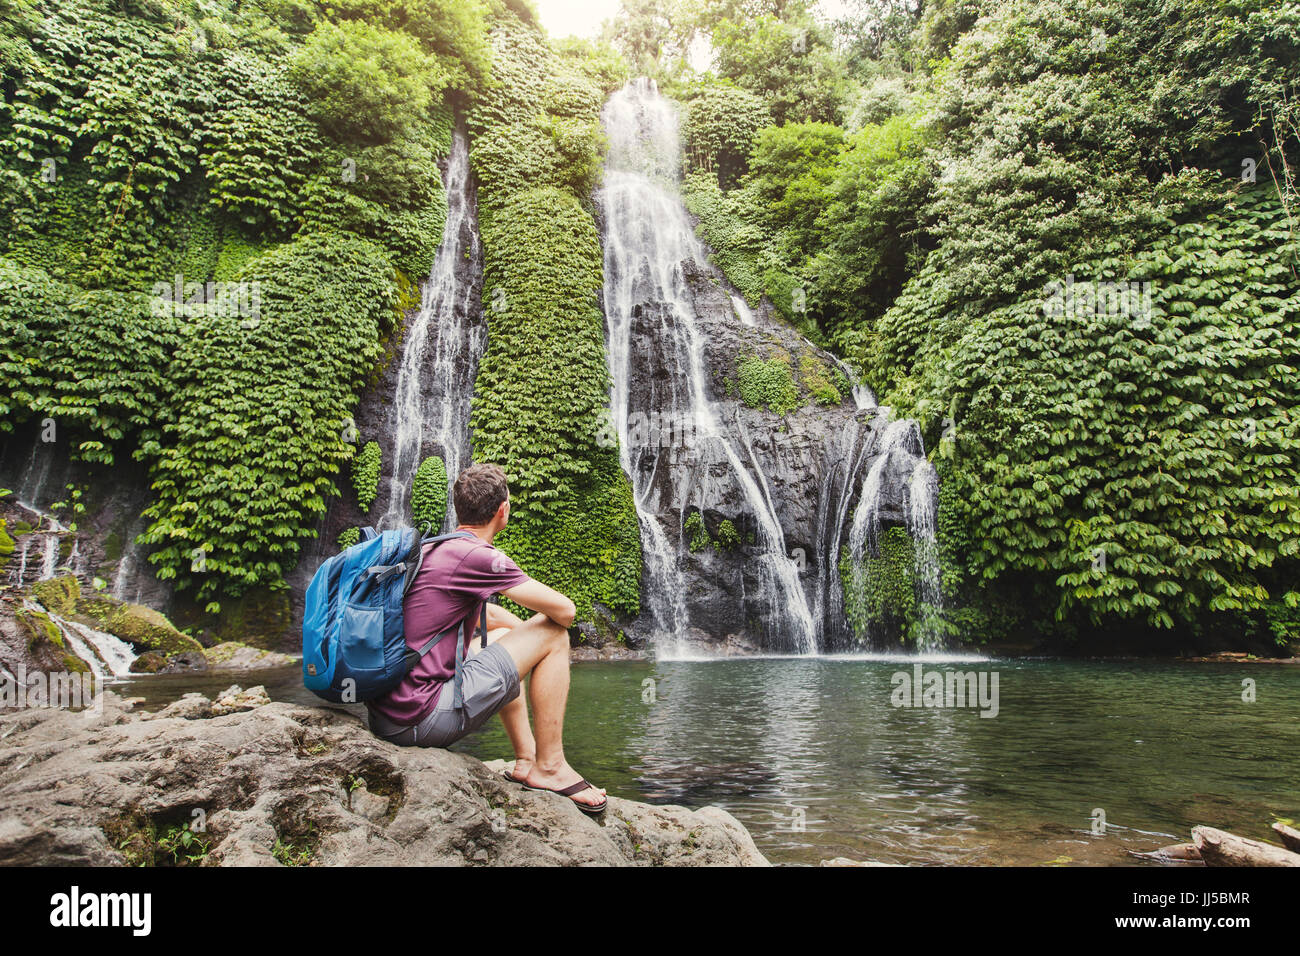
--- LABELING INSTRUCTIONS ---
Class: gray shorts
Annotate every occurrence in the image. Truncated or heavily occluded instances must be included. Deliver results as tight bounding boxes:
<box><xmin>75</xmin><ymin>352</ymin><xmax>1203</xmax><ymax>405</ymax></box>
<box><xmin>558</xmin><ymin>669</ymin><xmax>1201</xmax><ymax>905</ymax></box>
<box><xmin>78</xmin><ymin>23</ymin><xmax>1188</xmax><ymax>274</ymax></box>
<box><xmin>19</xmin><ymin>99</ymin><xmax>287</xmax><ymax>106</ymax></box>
<box><xmin>368</xmin><ymin>642</ymin><xmax>520</xmax><ymax>748</ymax></box>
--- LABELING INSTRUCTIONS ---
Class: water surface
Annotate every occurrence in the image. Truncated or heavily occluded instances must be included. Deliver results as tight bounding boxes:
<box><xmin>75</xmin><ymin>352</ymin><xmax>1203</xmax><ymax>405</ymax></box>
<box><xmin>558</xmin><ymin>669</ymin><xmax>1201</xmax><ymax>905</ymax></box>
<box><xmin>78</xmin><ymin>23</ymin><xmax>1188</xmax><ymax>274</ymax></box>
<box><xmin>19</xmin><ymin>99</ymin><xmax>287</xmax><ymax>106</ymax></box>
<box><xmin>118</xmin><ymin>656</ymin><xmax>1300</xmax><ymax>866</ymax></box>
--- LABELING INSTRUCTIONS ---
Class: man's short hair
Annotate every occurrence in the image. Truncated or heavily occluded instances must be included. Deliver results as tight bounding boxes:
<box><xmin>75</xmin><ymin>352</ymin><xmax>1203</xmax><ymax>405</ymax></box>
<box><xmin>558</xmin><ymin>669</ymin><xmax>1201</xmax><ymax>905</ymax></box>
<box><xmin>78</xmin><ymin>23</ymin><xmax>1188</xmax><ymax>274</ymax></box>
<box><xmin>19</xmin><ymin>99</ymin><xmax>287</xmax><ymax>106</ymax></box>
<box><xmin>454</xmin><ymin>463</ymin><xmax>509</xmax><ymax>526</ymax></box>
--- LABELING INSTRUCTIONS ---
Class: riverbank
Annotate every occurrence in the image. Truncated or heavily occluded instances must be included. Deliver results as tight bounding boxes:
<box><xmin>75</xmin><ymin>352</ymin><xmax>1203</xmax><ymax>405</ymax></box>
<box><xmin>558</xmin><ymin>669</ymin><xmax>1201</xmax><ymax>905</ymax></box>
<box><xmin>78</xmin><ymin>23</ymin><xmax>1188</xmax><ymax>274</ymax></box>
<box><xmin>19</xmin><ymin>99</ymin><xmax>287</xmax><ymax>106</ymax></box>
<box><xmin>0</xmin><ymin>686</ymin><xmax>767</xmax><ymax>866</ymax></box>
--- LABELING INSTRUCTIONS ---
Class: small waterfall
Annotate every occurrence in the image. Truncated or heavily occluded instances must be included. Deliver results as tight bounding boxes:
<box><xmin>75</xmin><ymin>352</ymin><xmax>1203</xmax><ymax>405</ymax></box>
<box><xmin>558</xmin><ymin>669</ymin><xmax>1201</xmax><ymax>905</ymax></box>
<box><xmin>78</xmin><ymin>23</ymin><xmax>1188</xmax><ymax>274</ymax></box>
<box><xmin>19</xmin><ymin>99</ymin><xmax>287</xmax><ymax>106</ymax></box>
<box><xmin>377</xmin><ymin>128</ymin><xmax>482</xmax><ymax>531</ymax></box>
<box><xmin>845</xmin><ymin>417</ymin><xmax>946</xmax><ymax>650</ymax></box>
<box><xmin>22</xmin><ymin>600</ymin><xmax>138</xmax><ymax>679</ymax></box>
<box><xmin>11</xmin><ymin>537</ymin><xmax>30</xmax><ymax>584</ymax></box>
<box><xmin>907</xmin><ymin>459</ymin><xmax>944</xmax><ymax>651</ymax></box>
<box><xmin>40</xmin><ymin>532</ymin><xmax>57</xmax><ymax>580</ymax></box>
<box><xmin>730</xmin><ymin>294</ymin><xmax>757</xmax><ymax>327</ymax></box>
<box><xmin>600</xmin><ymin>79</ymin><xmax>817</xmax><ymax>654</ymax></box>
<box><xmin>111</xmin><ymin>533</ymin><xmax>142</xmax><ymax>603</ymax></box>
<box><xmin>57</xmin><ymin>617</ymin><xmax>138</xmax><ymax>678</ymax></box>
<box><xmin>847</xmin><ymin>419</ymin><xmax>922</xmax><ymax>560</ymax></box>
<box><xmin>830</xmin><ymin>355</ymin><xmax>877</xmax><ymax>412</ymax></box>
<box><xmin>14</xmin><ymin>442</ymin><xmax>56</xmax><ymax>509</ymax></box>
<box><xmin>809</xmin><ymin>415</ymin><xmax>878</xmax><ymax>647</ymax></box>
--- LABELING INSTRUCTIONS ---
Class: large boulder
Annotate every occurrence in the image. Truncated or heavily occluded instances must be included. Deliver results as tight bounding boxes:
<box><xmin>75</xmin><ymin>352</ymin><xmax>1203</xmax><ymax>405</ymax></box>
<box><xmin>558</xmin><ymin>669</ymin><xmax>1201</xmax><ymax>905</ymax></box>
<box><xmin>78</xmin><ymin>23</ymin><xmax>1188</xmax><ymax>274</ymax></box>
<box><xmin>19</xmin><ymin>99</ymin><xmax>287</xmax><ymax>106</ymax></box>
<box><xmin>76</xmin><ymin>588</ymin><xmax>204</xmax><ymax>657</ymax></box>
<box><xmin>618</xmin><ymin>257</ymin><xmax>905</xmax><ymax>651</ymax></box>
<box><xmin>0</xmin><ymin>689</ymin><xmax>767</xmax><ymax>867</ymax></box>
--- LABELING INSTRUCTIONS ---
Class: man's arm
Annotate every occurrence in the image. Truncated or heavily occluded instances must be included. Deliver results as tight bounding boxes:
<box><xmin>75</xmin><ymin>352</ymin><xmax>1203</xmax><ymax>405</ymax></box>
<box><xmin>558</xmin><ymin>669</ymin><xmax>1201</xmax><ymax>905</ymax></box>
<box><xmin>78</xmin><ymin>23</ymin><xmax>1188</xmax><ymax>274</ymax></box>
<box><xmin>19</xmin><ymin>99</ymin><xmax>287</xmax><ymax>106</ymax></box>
<box><xmin>501</xmin><ymin>578</ymin><xmax>576</xmax><ymax>628</ymax></box>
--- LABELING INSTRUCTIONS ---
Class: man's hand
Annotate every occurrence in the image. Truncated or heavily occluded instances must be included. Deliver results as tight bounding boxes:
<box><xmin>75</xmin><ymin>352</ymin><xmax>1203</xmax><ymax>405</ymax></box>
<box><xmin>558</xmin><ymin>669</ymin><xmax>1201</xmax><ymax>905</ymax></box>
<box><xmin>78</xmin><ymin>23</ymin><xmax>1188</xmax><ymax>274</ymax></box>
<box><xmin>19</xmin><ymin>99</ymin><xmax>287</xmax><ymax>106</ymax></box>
<box><xmin>486</xmin><ymin>602</ymin><xmax>524</xmax><ymax>631</ymax></box>
<box><xmin>501</xmin><ymin>578</ymin><xmax>577</xmax><ymax>628</ymax></box>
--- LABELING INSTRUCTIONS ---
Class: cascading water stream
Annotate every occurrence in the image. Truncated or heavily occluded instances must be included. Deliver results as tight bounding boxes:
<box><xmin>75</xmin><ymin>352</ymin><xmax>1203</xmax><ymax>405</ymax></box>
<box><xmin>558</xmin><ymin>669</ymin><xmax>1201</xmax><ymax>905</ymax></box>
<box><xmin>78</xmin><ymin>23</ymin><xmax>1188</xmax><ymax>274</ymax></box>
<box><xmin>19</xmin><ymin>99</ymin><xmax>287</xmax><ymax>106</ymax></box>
<box><xmin>847</xmin><ymin>419</ymin><xmax>923</xmax><ymax>560</ymax></box>
<box><xmin>21</xmin><ymin>599</ymin><xmax>138</xmax><ymax>679</ymax></box>
<box><xmin>907</xmin><ymin>458</ymin><xmax>944</xmax><ymax>651</ymax></box>
<box><xmin>846</xmin><ymin>417</ymin><xmax>945</xmax><ymax>650</ymax></box>
<box><xmin>377</xmin><ymin>128</ymin><xmax>482</xmax><ymax>531</ymax></box>
<box><xmin>599</xmin><ymin>79</ymin><xmax>817</xmax><ymax>655</ymax></box>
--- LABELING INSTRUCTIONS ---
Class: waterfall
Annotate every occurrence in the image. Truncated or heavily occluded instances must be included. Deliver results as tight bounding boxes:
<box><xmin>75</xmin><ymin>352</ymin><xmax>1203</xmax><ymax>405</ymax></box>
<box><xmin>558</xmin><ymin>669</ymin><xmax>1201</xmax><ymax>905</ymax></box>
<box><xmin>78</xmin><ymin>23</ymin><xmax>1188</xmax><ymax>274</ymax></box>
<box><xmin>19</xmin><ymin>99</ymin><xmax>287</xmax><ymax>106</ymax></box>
<box><xmin>22</xmin><ymin>600</ymin><xmax>138</xmax><ymax>679</ymax></box>
<box><xmin>908</xmin><ymin>459</ymin><xmax>944</xmax><ymax>651</ymax></box>
<box><xmin>845</xmin><ymin>417</ymin><xmax>946</xmax><ymax>650</ymax></box>
<box><xmin>40</xmin><ymin>532</ymin><xmax>57</xmax><ymax>580</ymax></box>
<box><xmin>599</xmin><ymin>79</ymin><xmax>817</xmax><ymax>655</ymax></box>
<box><xmin>830</xmin><ymin>355</ymin><xmax>877</xmax><ymax>412</ymax></box>
<box><xmin>847</xmin><ymin>419</ymin><xmax>923</xmax><ymax>560</ymax></box>
<box><xmin>377</xmin><ymin>128</ymin><xmax>482</xmax><ymax>531</ymax></box>
<box><xmin>11</xmin><ymin>537</ymin><xmax>29</xmax><ymax>584</ymax></box>
<box><xmin>809</xmin><ymin>415</ymin><xmax>879</xmax><ymax>647</ymax></box>
<box><xmin>730</xmin><ymin>294</ymin><xmax>757</xmax><ymax>327</ymax></box>
<box><xmin>111</xmin><ymin>513</ymin><xmax>148</xmax><ymax>603</ymax></box>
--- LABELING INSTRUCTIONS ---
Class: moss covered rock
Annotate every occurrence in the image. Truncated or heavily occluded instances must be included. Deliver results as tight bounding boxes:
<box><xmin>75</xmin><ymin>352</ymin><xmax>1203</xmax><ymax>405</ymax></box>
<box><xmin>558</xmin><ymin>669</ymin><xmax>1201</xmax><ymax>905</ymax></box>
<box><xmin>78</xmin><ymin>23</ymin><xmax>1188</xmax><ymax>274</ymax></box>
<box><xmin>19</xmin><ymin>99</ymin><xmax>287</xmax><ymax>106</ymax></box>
<box><xmin>30</xmin><ymin>575</ymin><xmax>80</xmax><ymax>616</ymax></box>
<box><xmin>76</xmin><ymin>594</ymin><xmax>203</xmax><ymax>657</ymax></box>
<box><xmin>16</xmin><ymin>606</ymin><xmax>65</xmax><ymax>652</ymax></box>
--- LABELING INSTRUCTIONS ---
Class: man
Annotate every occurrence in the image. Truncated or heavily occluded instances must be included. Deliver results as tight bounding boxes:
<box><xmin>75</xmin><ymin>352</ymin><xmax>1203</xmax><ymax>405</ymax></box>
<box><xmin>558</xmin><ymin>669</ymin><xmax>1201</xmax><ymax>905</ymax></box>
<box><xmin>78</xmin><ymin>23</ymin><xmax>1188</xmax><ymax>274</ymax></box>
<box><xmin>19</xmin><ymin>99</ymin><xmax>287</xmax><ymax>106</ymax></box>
<box><xmin>367</xmin><ymin>463</ymin><xmax>607</xmax><ymax>815</ymax></box>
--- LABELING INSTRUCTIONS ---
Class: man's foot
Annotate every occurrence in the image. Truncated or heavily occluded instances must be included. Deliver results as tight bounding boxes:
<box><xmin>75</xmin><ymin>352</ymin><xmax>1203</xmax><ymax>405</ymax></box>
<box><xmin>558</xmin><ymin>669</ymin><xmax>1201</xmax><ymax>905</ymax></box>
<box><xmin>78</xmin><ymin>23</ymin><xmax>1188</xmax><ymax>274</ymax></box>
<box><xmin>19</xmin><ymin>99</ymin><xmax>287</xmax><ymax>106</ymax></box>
<box><xmin>506</xmin><ymin>756</ymin><xmax>534</xmax><ymax>783</ymax></box>
<box><xmin>521</xmin><ymin>761</ymin><xmax>607</xmax><ymax>810</ymax></box>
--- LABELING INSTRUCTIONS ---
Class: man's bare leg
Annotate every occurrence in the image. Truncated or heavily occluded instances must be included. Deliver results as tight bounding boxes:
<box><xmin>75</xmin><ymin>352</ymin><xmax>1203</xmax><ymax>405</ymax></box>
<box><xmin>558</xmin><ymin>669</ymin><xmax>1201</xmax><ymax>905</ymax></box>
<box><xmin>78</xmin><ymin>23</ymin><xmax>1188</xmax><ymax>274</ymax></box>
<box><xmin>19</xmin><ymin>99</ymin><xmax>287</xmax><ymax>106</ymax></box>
<box><xmin>492</xmin><ymin>612</ymin><xmax>605</xmax><ymax>808</ymax></box>
<box><xmin>473</xmin><ymin>607</ymin><xmax>535</xmax><ymax>779</ymax></box>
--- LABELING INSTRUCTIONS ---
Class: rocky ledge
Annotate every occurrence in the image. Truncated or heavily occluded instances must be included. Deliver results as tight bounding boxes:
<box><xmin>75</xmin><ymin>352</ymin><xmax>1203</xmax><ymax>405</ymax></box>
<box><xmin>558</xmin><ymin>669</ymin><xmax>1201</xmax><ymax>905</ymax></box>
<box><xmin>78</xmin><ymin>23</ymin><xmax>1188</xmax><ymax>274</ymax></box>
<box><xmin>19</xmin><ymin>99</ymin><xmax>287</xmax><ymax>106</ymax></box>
<box><xmin>0</xmin><ymin>687</ymin><xmax>767</xmax><ymax>867</ymax></box>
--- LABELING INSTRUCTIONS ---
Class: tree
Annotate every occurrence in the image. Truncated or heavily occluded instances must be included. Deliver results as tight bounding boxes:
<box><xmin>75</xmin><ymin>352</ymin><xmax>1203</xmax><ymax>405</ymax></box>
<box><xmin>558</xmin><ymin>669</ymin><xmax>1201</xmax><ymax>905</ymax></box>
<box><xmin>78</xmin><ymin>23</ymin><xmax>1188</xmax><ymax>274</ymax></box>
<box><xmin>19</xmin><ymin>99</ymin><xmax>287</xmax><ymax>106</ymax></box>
<box><xmin>289</xmin><ymin>19</ymin><xmax>445</xmax><ymax>144</ymax></box>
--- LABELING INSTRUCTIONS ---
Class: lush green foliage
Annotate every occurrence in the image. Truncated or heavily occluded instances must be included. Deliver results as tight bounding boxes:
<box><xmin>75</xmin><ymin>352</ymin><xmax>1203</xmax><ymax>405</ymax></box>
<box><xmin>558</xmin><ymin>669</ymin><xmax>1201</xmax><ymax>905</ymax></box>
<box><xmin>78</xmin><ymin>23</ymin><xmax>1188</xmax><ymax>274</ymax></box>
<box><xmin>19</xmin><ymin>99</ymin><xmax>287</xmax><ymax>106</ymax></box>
<box><xmin>138</xmin><ymin>234</ymin><xmax>401</xmax><ymax>608</ymax></box>
<box><xmin>711</xmin><ymin>13</ymin><xmax>848</xmax><ymax>125</ymax></box>
<box><xmin>469</xmin><ymin>11</ymin><xmax>641</xmax><ymax>622</ymax></box>
<box><xmin>685</xmin><ymin>510</ymin><xmax>708</xmax><ymax>552</ymax></box>
<box><xmin>669</xmin><ymin>0</ymin><xmax>1300</xmax><ymax>644</ymax></box>
<box><xmin>736</xmin><ymin>352</ymin><xmax>799</xmax><ymax>414</ymax></box>
<box><xmin>410</xmin><ymin>455</ymin><xmax>448</xmax><ymax>533</ymax></box>
<box><xmin>715</xmin><ymin>518</ymin><xmax>740</xmax><ymax>551</ymax></box>
<box><xmin>681</xmin><ymin>81</ymin><xmax>770</xmax><ymax>186</ymax></box>
<box><xmin>0</xmin><ymin>0</ymin><xmax>485</xmax><ymax>606</ymax></box>
<box><xmin>289</xmin><ymin>20</ymin><xmax>443</xmax><ymax>144</ymax></box>
<box><xmin>924</xmin><ymin>186</ymin><xmax>1300</xmax><ymax>632</ymax></box>
<box><xmin>841</xmin><ymin>528</ymin><xmax>916</xmax><ymax>641</ymax></box>
<box><xmin>0</xmin><ymin>259</ymin><xmax>176</xmax><ymax>458</ymax></box>
<box><xmin>352</xmin><ymin>441</ymin><xmax>382</xmax><ymax>512</ymax></box>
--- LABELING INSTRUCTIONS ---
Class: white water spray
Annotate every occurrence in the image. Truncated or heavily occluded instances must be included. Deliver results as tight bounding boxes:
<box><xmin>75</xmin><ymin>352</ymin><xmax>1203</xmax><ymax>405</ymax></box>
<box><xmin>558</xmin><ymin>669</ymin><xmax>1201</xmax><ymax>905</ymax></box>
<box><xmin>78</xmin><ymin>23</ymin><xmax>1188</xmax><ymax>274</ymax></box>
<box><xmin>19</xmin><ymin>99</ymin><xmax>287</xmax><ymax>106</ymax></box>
<box><xmin>599</xmin><ymin>79</ymin><xmax>817</xmax><ymax>654</ymax></box>
<box><xmin>377</xmin><ymin>128</ymin><xmax>482</xmax><ymax>531</ymax></box>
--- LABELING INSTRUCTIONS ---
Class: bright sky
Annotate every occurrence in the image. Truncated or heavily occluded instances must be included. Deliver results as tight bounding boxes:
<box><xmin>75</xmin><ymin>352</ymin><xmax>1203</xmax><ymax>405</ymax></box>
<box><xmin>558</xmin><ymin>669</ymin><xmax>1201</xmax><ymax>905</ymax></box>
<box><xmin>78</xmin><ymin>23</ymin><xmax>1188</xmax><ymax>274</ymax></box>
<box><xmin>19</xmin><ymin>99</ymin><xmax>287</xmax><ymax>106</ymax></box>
<box><xmin>532</xmin><ymin>0</ymin><xmax>854</xmax><ymax>41</ymax></box>
<box><xmin>532</xmin><ymin>0</ymin><xmax>622</xmax><ymax>40</ymax></box>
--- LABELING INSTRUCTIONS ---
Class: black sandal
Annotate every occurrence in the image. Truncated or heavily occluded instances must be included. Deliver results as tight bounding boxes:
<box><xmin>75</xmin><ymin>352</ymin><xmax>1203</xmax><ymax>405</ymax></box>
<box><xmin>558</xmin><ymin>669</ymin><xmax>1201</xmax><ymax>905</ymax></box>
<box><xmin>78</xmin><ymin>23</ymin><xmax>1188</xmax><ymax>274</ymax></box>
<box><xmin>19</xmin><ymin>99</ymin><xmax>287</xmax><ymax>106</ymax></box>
<box><xmin>520</xmin><ymin>776</ymin><xmax>608</xmax><ymax>816</ymax></box>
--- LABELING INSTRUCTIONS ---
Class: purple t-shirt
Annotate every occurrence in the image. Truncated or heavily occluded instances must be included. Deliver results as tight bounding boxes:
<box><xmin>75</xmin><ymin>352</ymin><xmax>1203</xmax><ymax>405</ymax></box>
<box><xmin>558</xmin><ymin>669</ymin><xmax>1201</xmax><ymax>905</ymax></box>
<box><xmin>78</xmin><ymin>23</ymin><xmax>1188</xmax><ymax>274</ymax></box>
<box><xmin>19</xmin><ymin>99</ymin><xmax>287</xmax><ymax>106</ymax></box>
<box><xmin>369</xmin><ymin>535</ymin><xmax>528</xmax><ymax>726</ymax></box>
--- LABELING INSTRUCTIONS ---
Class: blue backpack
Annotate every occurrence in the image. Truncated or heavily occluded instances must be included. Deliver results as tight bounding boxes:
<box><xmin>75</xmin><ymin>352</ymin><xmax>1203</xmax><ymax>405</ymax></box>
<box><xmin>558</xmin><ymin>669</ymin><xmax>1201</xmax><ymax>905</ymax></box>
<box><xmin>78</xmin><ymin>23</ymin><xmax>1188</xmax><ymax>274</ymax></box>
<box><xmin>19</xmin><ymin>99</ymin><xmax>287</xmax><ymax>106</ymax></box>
<box><xmin>302</xmin><ymin>527</ymin><xmax>487</xmax><ymax>707</ymax></box>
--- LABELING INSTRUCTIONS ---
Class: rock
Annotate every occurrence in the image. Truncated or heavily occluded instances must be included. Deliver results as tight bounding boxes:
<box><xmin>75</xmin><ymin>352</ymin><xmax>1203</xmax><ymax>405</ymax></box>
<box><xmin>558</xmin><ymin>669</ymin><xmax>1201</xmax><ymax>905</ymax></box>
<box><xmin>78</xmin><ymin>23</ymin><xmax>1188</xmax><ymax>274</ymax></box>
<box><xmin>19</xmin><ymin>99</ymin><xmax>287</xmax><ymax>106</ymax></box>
<box><xmin>1</xmin><ymin>601</ymin><xmax>92</xmax><ymax>695</ymax></box>
<box><xmin>130</xmin><ymin>650</ymin><xmax>208</xmax><ymax>675</ymax></box>
<box><xmin>820</xmin><ymin>857</ymin><xmax>900</xmax><ymax>867</ymax></box>
<box><xmin>211</xmin><ymin>684</ymin><xmax>271</xmax><ymax>715</ymax></box>
<box><xmin>128</xmin><ymin>651</ymin><xmax>168</xmax><ymax>674</ymax></box>
<box><xmin>76</xmin><ymin>588</ymin><xmax>204</xmax><ymax>657</ymax></box>
<box><xmin>1273</xmin><ymin>821</ymin><xmax>1300</xmax><ymax>854</ymax></box>
<box><xmin>570</xmin><ymin>644</ymin><xmax>648</xmax><ymax>662</ymax></box>
<box><xmin>0</xmin><ymin>691</ymin><xmax>768</xmax><ymax>867</ymax></box>
<box><xmin>1126</xmin><ymin>842</ymin><xmax>1203</xmax><ymax>864</ymax></box>
<box><xmin>203</xmin><ymin>642</ymin><xmax>298</xmax><ymax>671</ymax></box>
<box><xmin>614</xmin><ymin>256</ymin><xmax>905</xmax><ymax>651</ymax></box>
<box><xmin>29</xmin><ymin>576</ymin><xmax>79</xmax><ymax>617</ymax></box>
<box><xmin>147</xmin><ymin>693</ymin><xmax>213</xmax><ymax>721</ymax></box>
<box><xmin>1192</xmin><ymin>826</ymin><xmax>1300</xmax><ymax>867</ymax></box>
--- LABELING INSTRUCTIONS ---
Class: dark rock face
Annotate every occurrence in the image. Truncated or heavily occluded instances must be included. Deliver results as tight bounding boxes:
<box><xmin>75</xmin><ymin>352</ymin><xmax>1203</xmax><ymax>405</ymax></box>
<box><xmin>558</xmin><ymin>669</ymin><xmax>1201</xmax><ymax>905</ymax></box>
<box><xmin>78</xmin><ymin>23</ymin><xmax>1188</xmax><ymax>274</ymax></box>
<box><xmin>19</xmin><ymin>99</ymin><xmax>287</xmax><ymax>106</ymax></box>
<box><xmin>0</xmin><ymin>690</ymin><xmax>767</xmax><ymax>866</ymax></box>
<box><xmin>0</xmin><ymin>430</ymin><xmax>173</xmax><ymax>612</ymax></box>
<box><xmin>616</xmin><ymin>259</ymin><xmax>907</xmax><ymax>652</ymax></box>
